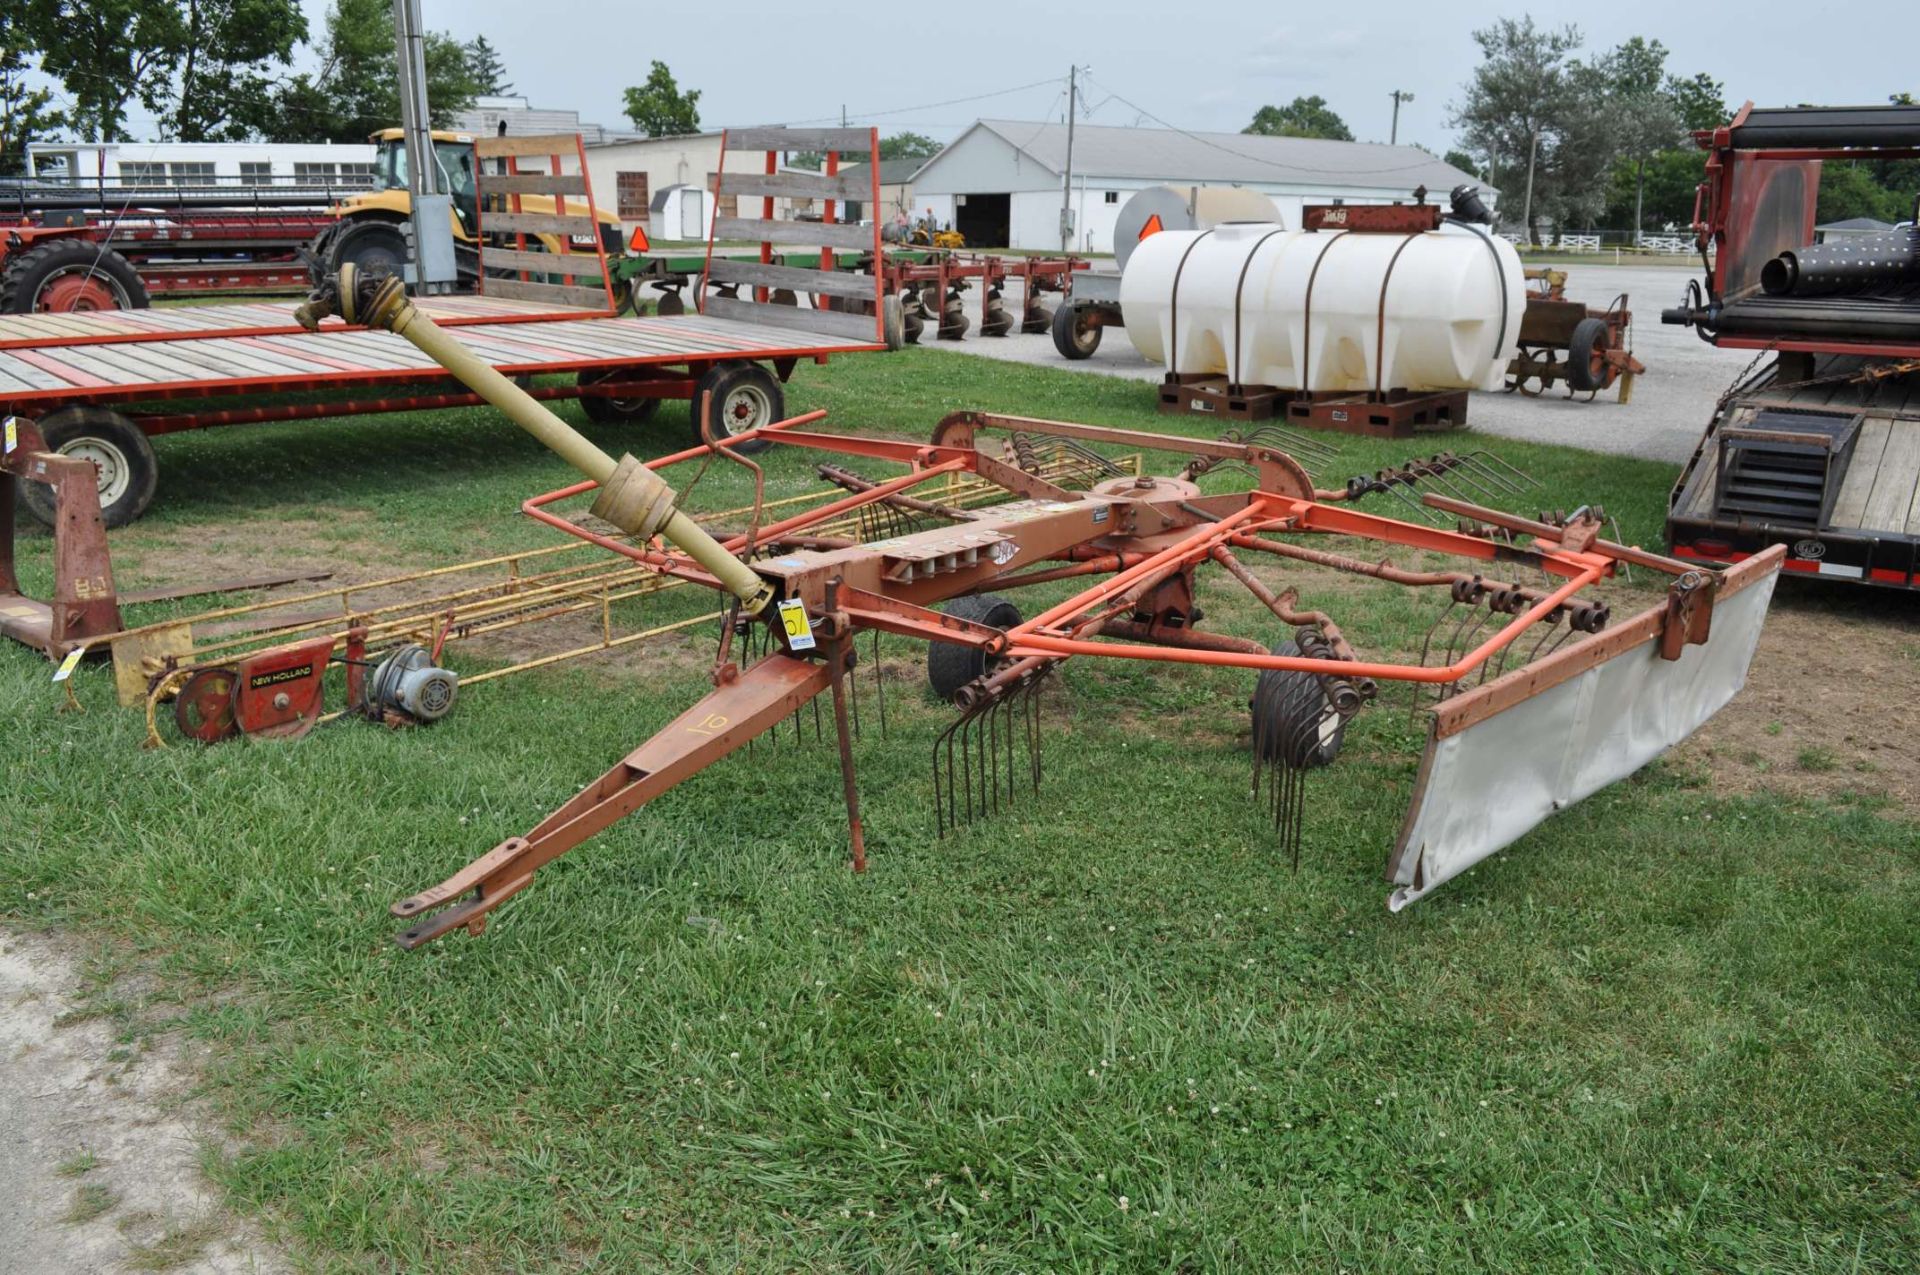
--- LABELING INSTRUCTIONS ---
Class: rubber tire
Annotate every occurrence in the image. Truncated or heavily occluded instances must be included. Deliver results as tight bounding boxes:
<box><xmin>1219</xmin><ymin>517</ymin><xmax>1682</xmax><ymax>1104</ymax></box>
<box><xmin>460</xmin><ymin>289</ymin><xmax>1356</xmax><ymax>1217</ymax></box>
<box><xmin>1565</xmin><ymin>316</ymin><xmax>1612</xmax><ymax>393</ymax></box>
<box><xmin>926</xmin><ymin>593</ymin><xmax>1022</xmax><ymax>702</ymax></box>
<box><xmin>331</xmin><ymin>220</ymin><xmax>408</xmax><ymax>281</ymax></box>
<box><xmin>17</xmin><ymin>406</ymin><xmax>160</xmax><ymax>529</ymax></box>
<box><xmin>692</xmin><ymin>362</ymin><xmax>780</xmax><ymax>455</ymax></box>
<box><xmin>1249</xmin><ymin>638</ymin><xmax>1345</xmax><ymax>770</ymax></box>
<box><xmin>0</xmin><ymin>239</ymin><xmax>149</xmax><ymax>313</ymax></box>
<box><xmin>1052</xmin><ymin>302</ymin><xmax>1102</xmax><ymax>360</ymax></box>
<box><xmin>577</xmin><ymin>368</ymin><xmax>661</xmax><ymax>425</ymax></box>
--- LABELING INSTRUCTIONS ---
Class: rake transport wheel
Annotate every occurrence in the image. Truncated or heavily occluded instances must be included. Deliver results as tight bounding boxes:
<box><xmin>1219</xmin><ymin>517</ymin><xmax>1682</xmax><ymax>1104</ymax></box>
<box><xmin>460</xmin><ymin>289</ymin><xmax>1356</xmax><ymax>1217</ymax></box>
<box><xmin>0</xmin><ymin>238</ymin><xmax>150</xmax><ymax>313</ymax></box>
<box><xmin>1564</xmin><ymin>316</ymin><xmax>1613</xmax><ymax>394</ymax></box>
<box><xmin>1249</xmin><ymin>638</ymin><xmax>1345</xmax><ymax>769</ymax></box>
<box><xmin>16</xmin><ymin>405</ymin><xmax>160</xmax><ymax>529</ymax></box>
<box><xmin>576</xmin><ymin>367</ymin><xmax>661</xmax><ymax>425</ymax></box>
<box><xmin>174</xmin><ymin>668</ymin><xmax>240</xmax><ymax>743</ymax></box>
<box><xmin>1052</xmin><ymin>301</ymin><xmax>1102</xmax><ymax>359</ymax></box>
<box><xmin>927</xmin><ymin>593</ymin><xmax>1022</xmax><ymax>702</ymax></box>
<box><xmin>693</xmin><ymin>361</ymin><xmax>781</xmax><ymax>455</ymax></box>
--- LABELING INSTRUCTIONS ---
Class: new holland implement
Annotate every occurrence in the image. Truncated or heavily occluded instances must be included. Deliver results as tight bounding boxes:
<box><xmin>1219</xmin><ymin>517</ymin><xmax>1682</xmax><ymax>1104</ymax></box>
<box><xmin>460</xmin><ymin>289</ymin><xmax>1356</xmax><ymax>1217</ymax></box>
<box><xmin>297</xmin><ymin>266</ymin><xmax>1784</xmax><ymax>948</ymax></box>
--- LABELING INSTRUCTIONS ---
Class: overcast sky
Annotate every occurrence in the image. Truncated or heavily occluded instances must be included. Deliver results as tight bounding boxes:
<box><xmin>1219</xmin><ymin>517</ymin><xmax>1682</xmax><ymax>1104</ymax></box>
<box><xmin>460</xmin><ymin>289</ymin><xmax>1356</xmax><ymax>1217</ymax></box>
<box><xmin>298</xmin><ymin>2</ymin><xmax>1908</xmax><ymax>152</ymax></box>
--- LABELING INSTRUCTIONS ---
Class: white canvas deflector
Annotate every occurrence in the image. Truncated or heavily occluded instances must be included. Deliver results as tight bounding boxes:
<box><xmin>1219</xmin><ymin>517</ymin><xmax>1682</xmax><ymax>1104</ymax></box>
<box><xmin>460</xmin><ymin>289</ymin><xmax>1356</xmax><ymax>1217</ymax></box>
<box><xmin>1386</xmin><ymin>547</ymin><xmax>1783</xmax><ymax>909</ymax></box>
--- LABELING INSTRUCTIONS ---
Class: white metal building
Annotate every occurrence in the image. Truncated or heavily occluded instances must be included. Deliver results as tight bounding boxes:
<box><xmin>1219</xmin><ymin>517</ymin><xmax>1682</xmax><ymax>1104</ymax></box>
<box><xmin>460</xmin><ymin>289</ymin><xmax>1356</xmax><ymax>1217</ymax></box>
<box><xmin>450</xmin><ymin>95</ymin><xmax>633</xmax><ymax>147</ymax></box>
<box><xmin>25</xmin><ymin>140</ymin><xmax>376</xmax><ymax>187</ymax></box>
<box><xmin>909</xmin><ymin>120</ymin><xmax>1486</xmax><ymax>252</ymax></box>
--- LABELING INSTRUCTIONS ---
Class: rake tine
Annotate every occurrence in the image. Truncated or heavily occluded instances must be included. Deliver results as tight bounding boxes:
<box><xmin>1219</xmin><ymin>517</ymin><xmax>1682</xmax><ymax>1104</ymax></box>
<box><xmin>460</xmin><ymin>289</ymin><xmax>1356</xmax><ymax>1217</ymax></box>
<box><xmin>871</xmin><ymin>628</ymin><xmax>888</xmax><ymax>740</ymax></box>
<box><xmin>1449</xmin><ymin>451</ymin><xmax>1525</xmax><ymax>497</ymax></box>
<box><xmin>1024</xmin><ymin>680</ymin><xmax>1042</xmax><ymax>791</ymax></box>
<box><xmin>1438</xmin><ymin>460</ymin><xmax>1504</xmax><ymax>503</ymax></box>
<box><xmin>1607</xmin><ymin>517</ymin><xmax>1634</xmax><ymax>584</ymax></box>
<box><xmin>1004</xmin><ymin>695</ymin><xmax>1017</xmax><ymax>806</ymax></box>
<box><xmin>1382</xmin><ymin>481</ymin><xmax>1442</xmax><ymax>524</ymax></box>
<box><xmin>989</xmin><ymin>697</ymin><xmax>1003</xmax><ymax>812</ymax></box>
<box><xmin>1427</xmin><ymin>461</ymin><xmax>1501</xmax><ymax>504</ymax></box>
<box><xmin>975</xmin><ymin>700</ymin><xmax>991</xmax><ymax>818</ymax></box>
<box><xmin>1464</xmin><ymin>448</ymin><xmax>1535</xmax><ymax>490</ymax></box>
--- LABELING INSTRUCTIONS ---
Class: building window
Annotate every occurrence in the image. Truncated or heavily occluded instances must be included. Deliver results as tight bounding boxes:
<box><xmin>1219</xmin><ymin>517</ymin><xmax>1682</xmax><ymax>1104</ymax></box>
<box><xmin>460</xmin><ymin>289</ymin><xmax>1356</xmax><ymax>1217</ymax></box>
<box><xmin>616</xmin><ymin>171</ymin><xmax>650</xmax><ymax>221</ymax></box>
<box><xmin>1104</xmin><ymin>191</ymin><xmax>1119</xmax><ymax>204</ymax></box>
<box><xmin>120</xmin><ymin>161</ymin><xmax>165</xmax><ymax>185</ymax></box>
<box><xmin>239</xmin><ymin>161</ymin><xmax>272</xmax><ymax>184</ymax></box>
<box><xmin>168</xmin><ymin>162</ymin><xmax>215</xmax><ymax>186</ymax></box>
<box><xmin>338</xmin><ymin>163</ymin><xmax>373</xmax><ymax>182</ymax></box>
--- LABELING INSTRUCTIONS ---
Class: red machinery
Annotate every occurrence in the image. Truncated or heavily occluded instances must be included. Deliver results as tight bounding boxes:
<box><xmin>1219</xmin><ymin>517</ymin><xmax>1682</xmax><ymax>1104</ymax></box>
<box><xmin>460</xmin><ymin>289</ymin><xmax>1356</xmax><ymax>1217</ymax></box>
<box><xmin>0</xmin><ymin>129</ymin><xmax>896</xmax><ymax>529</ymax></box>
<box><xmin>291</xmin><ymin>267</ymin><xmax>1781</xmax><ymax>946</ymax></box>
<box><xmin>1</xmin><ymin>190</ymin><xmax>346</xmax><ymax>311</ymax></box>
<box><xmin>1663</xmin><ymin>102</ymin><xmax>1920</xmax><ymax>588</ymax></box>
<box><xmin>868</xmin><ymin>251</ymin><xmax>1086</xmax><ymax>342</ymax></box>
<box><xmin>381</xmin><ymin>402</ymin><xmax>1782</xmax><ymax>948</ymax></box>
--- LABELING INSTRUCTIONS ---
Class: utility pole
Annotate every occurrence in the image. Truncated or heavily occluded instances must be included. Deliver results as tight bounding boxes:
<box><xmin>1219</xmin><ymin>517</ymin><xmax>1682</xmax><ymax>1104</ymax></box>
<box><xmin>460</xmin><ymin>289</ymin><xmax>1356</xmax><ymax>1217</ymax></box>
<box><xmin>1060</xmin><ymin>65</ymin><xmax>1079</xmax><ymax>252</ymax></box>
<box><xmin>1389</xmin><ymin>90</ymin><xmax>1414</xmax><ymax>145</ymax></box>
<box><xmin>1521</xmin><ymin>126</ymin><xmax>1540</xmax><ymax>246</ymax></box>
<box><xmin>392</xmin><ymin>0</ymin><xmax>456</xmax><ymax>293</ymax></box>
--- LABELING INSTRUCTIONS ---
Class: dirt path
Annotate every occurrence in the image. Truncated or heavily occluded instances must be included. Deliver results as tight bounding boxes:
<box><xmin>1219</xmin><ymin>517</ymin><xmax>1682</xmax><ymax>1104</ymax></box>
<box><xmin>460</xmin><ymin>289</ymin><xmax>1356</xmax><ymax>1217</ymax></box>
<box><xmin>1681</xmin><ymin>582</ymin><xmax>1920</xmax><ymax>812</ymax></box>
<box><xmin>0</xmin><ymin>929</ymin><xmax>285</xmax><ymax>1274</ymax></box>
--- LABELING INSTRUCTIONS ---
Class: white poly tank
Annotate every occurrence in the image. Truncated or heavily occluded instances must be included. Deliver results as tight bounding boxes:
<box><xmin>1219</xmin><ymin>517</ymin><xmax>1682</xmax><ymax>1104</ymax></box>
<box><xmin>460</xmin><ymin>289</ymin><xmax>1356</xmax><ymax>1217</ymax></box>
<box><xmin>1120</xmin><ymin>220</ymin><xmax>1525</xmax><ymax>393</ymax></box>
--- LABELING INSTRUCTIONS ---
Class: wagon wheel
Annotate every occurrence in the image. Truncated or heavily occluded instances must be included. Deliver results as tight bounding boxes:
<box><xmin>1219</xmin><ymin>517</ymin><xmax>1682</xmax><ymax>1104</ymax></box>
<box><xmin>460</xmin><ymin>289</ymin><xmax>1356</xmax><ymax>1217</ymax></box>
<box><xmin>1514</xmin><ymin>347</ymin><xmax>1556</xmax><ymax>397</ymax></box>
<box><xmin>1564</xmin><ymin>316</ymin><xmax>1614</xmax><ymax>398</ymax></box>
<box><xmin>174</xmin><ymin>668</ymin><xmax>240</xmax><ymax>743</ymax></box>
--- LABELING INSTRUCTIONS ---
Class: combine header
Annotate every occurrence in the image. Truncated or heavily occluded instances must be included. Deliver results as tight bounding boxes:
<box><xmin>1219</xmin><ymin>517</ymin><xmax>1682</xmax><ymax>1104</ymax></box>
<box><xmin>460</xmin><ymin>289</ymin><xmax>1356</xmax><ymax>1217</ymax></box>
<box><xmin>296</xmin><ymin>267</ymin><xmax>1783</xmax><ymax>946</ymax></box>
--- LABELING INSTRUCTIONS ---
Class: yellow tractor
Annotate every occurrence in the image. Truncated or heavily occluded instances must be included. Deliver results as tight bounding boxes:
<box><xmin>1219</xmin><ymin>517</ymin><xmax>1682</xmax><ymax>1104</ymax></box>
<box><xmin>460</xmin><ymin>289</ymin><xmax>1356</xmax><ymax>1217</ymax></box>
<box><xmin>309</xmin><ymin>129</ymin><xmax>624</xmax><ymax>285</ymax></box>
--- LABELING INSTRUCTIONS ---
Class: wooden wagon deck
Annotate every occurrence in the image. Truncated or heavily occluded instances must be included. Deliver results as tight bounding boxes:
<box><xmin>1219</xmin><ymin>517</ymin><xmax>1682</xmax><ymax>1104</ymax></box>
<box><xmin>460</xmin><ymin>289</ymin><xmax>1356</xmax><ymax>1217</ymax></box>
<box><xmin>0</xmin><ymin>294</ymin><xmax>610</xmax><ymax>352</ymax></box>
<box><xmin>0</xmin><ymin>312</ymin><xmax>881</xmax><ymax>411</ymax></box>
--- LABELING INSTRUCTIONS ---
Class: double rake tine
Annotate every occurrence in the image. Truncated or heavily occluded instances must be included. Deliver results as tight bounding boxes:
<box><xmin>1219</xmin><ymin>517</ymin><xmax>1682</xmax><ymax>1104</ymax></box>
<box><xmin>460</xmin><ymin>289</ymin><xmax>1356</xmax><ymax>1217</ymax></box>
<box><xmin>931</xmin><ymin>669</ymin><xmax>1050</xmax><ymax>838</ymax></box>
<box><xmin>1459</xmin><ymin>448</ymin><xmax>1535</xmax><ymax>492</ymax></box>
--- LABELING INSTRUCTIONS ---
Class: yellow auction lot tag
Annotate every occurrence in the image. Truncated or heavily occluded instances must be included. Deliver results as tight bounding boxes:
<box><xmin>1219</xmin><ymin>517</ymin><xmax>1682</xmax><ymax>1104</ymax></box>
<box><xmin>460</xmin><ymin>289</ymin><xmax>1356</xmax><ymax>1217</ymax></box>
<box><xmin>776</xmin><ymin>599</ymin><xmax>816</xmax><ymax>651</ymax></box>
<box><xmin>52</xmin><ymin>644</ymin><xmax>87</xmax><ymax>682</ymax></box>
<box><xmin>3</xmin><ymin>417</ymin><xmax>17</xmax><ymax>455</ymax></box>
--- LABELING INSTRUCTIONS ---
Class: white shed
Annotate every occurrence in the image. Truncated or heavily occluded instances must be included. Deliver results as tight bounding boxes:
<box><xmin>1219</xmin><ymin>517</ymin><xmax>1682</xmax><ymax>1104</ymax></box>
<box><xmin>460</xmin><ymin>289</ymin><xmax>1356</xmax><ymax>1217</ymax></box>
<box><xmin>909</xmin><ymin>120</ymin><xmax>1487</xmax><ymax>253</ymax></box>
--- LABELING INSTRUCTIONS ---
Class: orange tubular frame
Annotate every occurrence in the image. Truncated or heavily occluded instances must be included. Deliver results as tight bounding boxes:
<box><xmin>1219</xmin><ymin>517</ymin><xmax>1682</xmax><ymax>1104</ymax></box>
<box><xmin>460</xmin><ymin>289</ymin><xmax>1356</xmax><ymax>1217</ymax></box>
<box><xmin>517</xmin><ymin>415</ymin><xmax>1623</xmax><ymax>689</ymax></box>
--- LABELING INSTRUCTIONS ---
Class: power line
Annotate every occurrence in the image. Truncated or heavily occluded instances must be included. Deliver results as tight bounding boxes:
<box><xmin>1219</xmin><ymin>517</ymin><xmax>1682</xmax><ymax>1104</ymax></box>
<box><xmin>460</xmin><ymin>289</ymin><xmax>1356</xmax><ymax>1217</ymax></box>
<box><xmin>1079</xmin><ymin>72</ymin><xmax>1454</xmax><ymax>180</ymax></box>
<box><xmin>766</xmin><ymin>76</ymin><xmax>1065</xmax><ymax>129</ymax></box>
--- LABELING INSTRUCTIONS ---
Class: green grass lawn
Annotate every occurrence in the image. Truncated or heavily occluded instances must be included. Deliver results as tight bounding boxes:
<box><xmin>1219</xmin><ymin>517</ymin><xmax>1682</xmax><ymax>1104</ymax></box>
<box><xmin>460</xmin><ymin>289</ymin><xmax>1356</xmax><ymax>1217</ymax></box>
<box><xmin>3</xmin><ymin>349</ymin><xmax>1915</xmax><ymax>1271</ymax></box>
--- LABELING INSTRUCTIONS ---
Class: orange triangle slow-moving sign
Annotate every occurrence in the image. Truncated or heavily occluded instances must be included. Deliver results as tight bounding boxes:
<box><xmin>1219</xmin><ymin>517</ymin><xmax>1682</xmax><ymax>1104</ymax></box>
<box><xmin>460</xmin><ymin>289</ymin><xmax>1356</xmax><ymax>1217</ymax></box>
<box><xmin>1138</xmin><ymin>214</ymin><xmax>1164</xmax><ymax>240</ymax></box>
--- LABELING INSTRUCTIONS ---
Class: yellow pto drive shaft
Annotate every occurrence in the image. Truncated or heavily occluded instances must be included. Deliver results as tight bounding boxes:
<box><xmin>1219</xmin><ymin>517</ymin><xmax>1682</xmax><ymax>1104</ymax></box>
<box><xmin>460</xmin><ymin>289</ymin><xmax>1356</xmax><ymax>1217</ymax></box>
<box><xmin>296</xmin><ymin>265</ymin><xmax>774</xmax><ymax>613</ymax></box>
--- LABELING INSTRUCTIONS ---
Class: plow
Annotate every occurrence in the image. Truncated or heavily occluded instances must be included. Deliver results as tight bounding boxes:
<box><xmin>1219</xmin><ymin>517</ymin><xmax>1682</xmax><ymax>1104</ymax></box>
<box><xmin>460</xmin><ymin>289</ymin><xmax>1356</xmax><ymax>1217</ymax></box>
<box><xmin>254</xmin><ymin>267</ymin><xmax>1785</xmax><ymax>947</ymax></box>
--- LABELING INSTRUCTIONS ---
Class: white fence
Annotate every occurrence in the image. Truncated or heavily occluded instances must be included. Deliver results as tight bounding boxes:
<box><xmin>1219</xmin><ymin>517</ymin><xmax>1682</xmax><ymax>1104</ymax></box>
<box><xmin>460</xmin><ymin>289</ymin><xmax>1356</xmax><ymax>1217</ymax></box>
<box><xmin>1496</xmin><ymin>231</ymin><xmax>1696</xmax><ymax>255</ymax></box>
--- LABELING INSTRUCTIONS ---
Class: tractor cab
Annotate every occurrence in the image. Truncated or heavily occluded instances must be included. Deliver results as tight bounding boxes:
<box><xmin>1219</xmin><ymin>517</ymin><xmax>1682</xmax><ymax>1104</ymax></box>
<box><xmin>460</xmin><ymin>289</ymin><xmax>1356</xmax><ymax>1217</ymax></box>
<box><xmin>369</xmin><ymin>130</ymin><xmax>479</xmax><ymax>234</ymax></box>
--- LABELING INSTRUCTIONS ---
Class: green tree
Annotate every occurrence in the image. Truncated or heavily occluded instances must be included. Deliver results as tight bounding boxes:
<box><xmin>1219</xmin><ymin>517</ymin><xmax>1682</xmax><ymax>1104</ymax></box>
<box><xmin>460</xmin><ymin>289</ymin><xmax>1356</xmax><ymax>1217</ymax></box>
<box><xmin>19</xmin><ymin>0</ymin><xmax>303</xmax><ymax>142</ymax></box>
<box><xmin>1816</xmin><ymin>161</ymin><xmax>1905</xmax><ymax>223</ymax></box>
<box><xmin>466</xmin><ymin>33</ymin><xmax>511</xmax><ymax>96</ymax></box>
<box><xmin>266</xmin><ymin>0</ymin><xmax>479</xmax><ymax>143</ymax></box>
<box><xmin>622</xmin><ymin>61</ymin><xmax>700</xmax><ymax>137</ymax></box>
<box><xmin>0</xmin><ymin>17</ymin><xmax>63</xmax><ymax>174</ymax></box>
<box><xmin>1670</xmin><ymin>72</ymin><xmax>1726</xmax><ymax>131</ymax></box>
<box><xmin>1444</xmin><ymin>148</ymin><xmax>1481</xmax><ymax>179</ymax></box>
<box><xmin>878</xmin><ymin>130</ymin><xmax>940</xmax><ymax>162</ymax></box>
<box><xmin>1451</xmin><ymin>16</ymin><xmax>1583</xmax><ymax>243</ymax></box>
<box><xmin>1596</xmin><ymin>37</ymin><xmax>1685</xmax><ymax>242</ymax></box>
<box><xmin>1244</xmin><ymin>95</ymin><xmax>1353</xmax><ymax>141</ymax></box>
